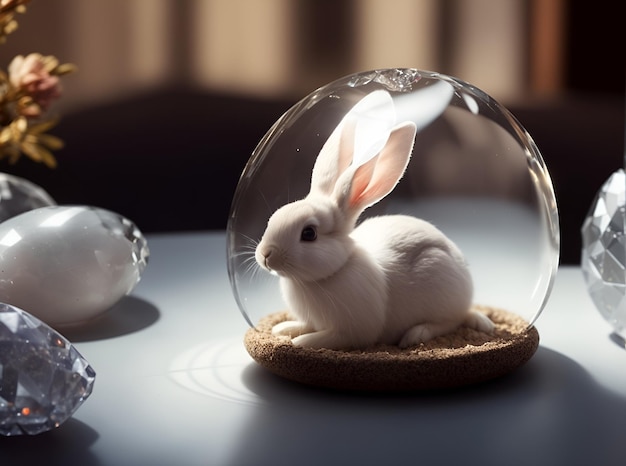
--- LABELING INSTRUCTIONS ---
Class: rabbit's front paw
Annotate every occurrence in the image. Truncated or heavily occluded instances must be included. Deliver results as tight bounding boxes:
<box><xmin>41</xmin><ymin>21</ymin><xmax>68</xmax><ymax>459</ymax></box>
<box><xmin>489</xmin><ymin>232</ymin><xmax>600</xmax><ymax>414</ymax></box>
<box><xmin>292</xmin><ymin>329</ymin><xmax>347</xmax><ymax>350</ymax></box>
<box><xmin>272</xmin><ymin>320</ymin><xmax>312</xmax><ymax>338</ymax></box>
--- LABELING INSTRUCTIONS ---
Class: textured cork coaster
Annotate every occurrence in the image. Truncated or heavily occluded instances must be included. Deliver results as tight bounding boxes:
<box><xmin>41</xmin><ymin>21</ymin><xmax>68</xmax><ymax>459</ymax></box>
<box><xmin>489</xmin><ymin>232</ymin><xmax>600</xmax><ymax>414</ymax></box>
<box><xmin>244</xmin><ymin>305</ymin><xmax>539</xmax><ymax>392</ymax></box>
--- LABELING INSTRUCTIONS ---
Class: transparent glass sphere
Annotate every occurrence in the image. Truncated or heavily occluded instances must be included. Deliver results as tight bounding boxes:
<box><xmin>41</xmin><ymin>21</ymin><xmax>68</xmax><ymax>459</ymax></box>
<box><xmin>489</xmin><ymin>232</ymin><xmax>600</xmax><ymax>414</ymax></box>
<box><xmin>227</xmin><ymin>68</ymin><xmax>559</xmax><ymax>330</ymax></box>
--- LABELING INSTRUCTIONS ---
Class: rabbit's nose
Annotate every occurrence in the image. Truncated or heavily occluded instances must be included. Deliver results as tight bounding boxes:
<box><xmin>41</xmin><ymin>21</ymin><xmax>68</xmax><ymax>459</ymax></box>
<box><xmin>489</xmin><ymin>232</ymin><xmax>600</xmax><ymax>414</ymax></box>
<box><xmin>262</xmin><ymin>249</ymin><xmax>272</xmax><ymax>266</ymax></box>
<box><xmin>259</xmin><ymin>246</ymin><xmax>272</xmax><ymax>260</ymax></box>
<box><xmin>256</xmin><ymin>245</ymin><xmax>273</xmax><ymax>269</ymax></box>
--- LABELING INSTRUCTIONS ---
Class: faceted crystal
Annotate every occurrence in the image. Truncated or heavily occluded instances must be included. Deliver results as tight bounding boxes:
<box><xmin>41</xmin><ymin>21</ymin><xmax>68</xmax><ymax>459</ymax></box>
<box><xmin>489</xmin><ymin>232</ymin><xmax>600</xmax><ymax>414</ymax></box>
<box><xmin>0</xmin><ymin>303</ymin><xmax>95</xmax><ymax>436</ymax></box>
<box><xmin>0</xmin><ymin>173</ymin><xmax>56</xmax><ymax>222</ymax></box>
<box><xmin>581</xmin><ymin>169</ymin><xmax>626</xmax><ymax>336</ymax></box>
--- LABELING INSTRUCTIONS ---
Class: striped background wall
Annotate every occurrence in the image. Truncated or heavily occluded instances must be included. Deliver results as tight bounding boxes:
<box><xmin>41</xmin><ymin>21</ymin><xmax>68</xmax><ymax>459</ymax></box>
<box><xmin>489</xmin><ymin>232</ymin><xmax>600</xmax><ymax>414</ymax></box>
<box><xmin>0</xmin><ymin>0</ymin><xmax>584</xmax><ymax>112</ymax></box>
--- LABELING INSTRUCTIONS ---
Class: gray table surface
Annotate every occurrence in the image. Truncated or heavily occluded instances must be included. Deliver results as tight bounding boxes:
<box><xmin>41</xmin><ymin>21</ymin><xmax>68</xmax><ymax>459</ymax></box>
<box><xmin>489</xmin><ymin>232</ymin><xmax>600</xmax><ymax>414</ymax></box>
<box><xmin>1</xmin><ymin>231</ymin><xmax>624</xmax><ymax>466</ymax></box>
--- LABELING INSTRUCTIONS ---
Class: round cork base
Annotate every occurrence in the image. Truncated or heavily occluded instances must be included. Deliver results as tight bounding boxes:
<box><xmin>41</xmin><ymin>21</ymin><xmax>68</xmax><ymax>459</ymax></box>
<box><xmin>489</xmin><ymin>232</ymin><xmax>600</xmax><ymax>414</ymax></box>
<box><xmin>244</xmin><ymin>305</ymin><xmax>539</xmax><ymax>392</ymax></box>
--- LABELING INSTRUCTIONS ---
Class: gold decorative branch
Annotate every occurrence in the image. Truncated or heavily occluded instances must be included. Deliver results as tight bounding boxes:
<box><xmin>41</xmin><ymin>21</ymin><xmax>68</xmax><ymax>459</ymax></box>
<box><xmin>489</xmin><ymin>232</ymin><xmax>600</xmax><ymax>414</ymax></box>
<box><xmin>0</xmin><ymin>0</ymin><xmax>76</xmax><ymax>168</ymax></box>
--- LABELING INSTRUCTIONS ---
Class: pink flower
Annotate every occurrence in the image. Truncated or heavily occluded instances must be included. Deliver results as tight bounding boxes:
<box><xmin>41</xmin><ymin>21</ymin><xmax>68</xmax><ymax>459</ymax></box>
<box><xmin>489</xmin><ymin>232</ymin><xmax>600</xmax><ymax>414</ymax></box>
<box><xmin>8</xmin><ymin>53</ymin><xmax>62</xmax><ymax>114</ymax></box>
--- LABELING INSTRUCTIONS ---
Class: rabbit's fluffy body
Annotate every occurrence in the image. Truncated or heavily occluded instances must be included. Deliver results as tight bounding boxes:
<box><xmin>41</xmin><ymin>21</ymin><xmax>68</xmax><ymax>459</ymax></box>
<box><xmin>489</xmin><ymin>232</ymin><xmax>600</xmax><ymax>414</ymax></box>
<box><xmin>255</xmin><ymin>90</ymin><xmax>494</xmax><ymax>350</ymax></box>
<box><xmin>259</xmin><ymin>207</ymin><xmax>480</xmax><ymax>350</ymax></box>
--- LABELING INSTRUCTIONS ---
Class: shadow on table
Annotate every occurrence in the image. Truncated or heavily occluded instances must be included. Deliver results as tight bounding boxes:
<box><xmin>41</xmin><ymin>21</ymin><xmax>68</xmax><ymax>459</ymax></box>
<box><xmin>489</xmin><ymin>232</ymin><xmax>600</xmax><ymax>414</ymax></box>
<box><xmin>609</xmin><ymin>332</ymin><xmax>626</xmax><ymax>350</ymax></box>
<box><xmin>232</xmin><ymin>346</ymin><xmax>626</xmax><ymax>466</ymax></box>
<box><xmin>0</xmin><ymin>418</ymin><xmax>100</xmax><ymax>465</ymax></box>
<box><xmin>57</xmin><ymin>296</ymin><xmax>160</xmax><ymax>342</ymax></box>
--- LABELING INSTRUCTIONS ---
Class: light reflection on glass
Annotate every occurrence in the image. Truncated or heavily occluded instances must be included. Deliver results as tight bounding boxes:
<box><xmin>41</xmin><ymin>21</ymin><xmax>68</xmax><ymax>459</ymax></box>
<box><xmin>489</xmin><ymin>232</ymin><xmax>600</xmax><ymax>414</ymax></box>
<box><xmin>0</xmin><ymin>228</ymin><xmax>21</xmax><ymax>247</ymax></box>
<box><xmin>39</xmin><ymin>206</ymin><xmax>84</xmax><ymax>228</ymax></box>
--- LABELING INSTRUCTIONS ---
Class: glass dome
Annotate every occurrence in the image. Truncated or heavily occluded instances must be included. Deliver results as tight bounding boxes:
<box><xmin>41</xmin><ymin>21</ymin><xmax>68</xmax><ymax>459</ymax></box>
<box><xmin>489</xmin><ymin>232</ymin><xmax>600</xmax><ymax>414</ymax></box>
<box><xmin>227</xmin><ymin>68</ymin><xmax>559</xmax><ymax>331</ymax></box>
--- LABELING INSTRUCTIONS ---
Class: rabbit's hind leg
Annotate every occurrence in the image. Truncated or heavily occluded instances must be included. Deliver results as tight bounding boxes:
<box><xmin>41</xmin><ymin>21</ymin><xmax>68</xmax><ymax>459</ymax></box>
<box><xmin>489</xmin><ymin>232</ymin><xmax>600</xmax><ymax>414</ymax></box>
<box><xmin>398</xmin><ymin>321</ymin><xmax>459</xmax><ymax>348</ymax></box>
<box><xmin>464</xmin><ymin>310</ymin><xmax>495</xmax><ymax>334</ymax></box>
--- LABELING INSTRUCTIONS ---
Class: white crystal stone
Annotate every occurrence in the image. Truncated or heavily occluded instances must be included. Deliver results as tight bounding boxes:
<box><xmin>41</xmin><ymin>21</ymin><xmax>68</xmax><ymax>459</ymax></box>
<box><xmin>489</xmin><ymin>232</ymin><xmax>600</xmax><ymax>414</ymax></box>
<box><xmin>0</xmin><ymin>303</ymin><xmax>95</xmax><ymax>436</ymax></box>
<box><xmin>581</xmin><ymin>169</ymin><xmax>626</xmax><ymax>337</ymax></box>
<box><xmin>0</xmin><ymin>173</ymin><xmax>56</xmax><ymax>222</ymax></box>
<box><xmin>0</xmin><ymin>205</ymin><xmax>149</xmax><ymax>326</ymax></box>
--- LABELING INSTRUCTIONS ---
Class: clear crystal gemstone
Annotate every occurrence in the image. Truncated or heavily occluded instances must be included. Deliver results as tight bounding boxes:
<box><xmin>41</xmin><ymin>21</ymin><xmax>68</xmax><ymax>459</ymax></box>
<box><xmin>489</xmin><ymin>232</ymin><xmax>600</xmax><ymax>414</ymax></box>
<box><xmin>0</xmin><ymin>303</ymin><xmax>95</xmax><ymax>436</ymax></box>
<box><xmin>0</xmin><ymin>173</ymin><xmax>56</xmax><ymax>223</ymax></box>
<box><xmin>581</xmin><ymin>169</ymin><xmax>626</xmax><ymax>336</ymax></box>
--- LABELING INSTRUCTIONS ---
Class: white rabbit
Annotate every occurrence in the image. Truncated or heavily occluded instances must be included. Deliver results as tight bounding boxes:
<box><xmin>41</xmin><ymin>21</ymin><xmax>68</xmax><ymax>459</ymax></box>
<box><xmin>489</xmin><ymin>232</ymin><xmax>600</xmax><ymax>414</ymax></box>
<box><xmin>255</xmin><ymin>91</ymin><xmax>494</xmax><ymax>350</ymax></box>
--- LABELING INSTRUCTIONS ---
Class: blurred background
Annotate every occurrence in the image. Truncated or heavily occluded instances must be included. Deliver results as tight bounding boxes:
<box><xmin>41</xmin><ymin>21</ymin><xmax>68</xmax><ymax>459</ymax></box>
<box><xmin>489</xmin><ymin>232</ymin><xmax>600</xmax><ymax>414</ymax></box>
<box><xmin>1</xmin><ymin>0</ymin><xmax>624</xmax><ymax>264</ymax></box>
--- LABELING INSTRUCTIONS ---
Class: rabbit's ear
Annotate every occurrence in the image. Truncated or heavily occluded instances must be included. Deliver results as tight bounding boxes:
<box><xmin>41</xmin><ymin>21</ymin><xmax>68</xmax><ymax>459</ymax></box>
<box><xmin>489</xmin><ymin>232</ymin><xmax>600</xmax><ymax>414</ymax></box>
<box><xmin>310</xmin><ymin>90</ymin><xmax>395</xmax><ymax>196</ymax></box>
<box><xmin>309</xmin><ymin>114</ymin><xmax>357</xmax><ymax>196</ymax></box>
<box><xmin>335</xmin><ymin>121</ymin><xmax>417</xmax><ymax>217</ymax></box>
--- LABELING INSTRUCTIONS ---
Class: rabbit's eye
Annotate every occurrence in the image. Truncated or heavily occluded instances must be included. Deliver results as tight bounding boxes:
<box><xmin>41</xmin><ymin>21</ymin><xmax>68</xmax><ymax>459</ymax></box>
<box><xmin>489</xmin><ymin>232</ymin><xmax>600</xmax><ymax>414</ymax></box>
<box><xmin>300</xmin><ymin>225</ymin><xmax>317</xmax><ymax>242</ymax></box>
